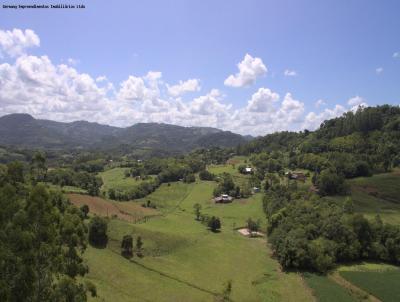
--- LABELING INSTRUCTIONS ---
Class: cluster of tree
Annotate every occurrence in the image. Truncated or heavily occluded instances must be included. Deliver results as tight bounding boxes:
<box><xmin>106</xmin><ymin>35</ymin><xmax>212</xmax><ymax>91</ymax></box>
<box><xmin>88</xmin><ymin>216</ymin><xmax>108</xmax><ymax>248</ymax></box>
<box><xmin>263</xmin><ymin>184</ymin><xmax>400</xmax><ymax>273</ymax></box>
<box><xmin>199</xmin><ymin>170</ymin><xmax>215</xmax><ymax>181</ymax></box>
<box><xmin>194</xmin><ymin>204</ymin><xmax>221</xmax><ymax>232</ymax></box>
<box><xmin>312</xmin><ymin>169</ymin><xmax>349</xmax><ymax>196</ymax></box>
<box><xmin>107</xmin><ymin>179</ymin><xmax>160</xmax><ymax>201</ymax></box>
<box><xmin>212</xmin><ymin>172</ymin><xmax>258</xmax><ymax>199</ymax></box>
<box><xmin>0</xmin><ymin>160</ymin><xmax>96</xmax><ymax>300</ymax></box>
<box><xmin>121</xmin><ymin>235</ymin><xmax>143</xmax><ymax>258</ymax></box>
<box><xmin>46</xmin><ymin>168</ymin><xmax>103</xmax><ymax>196</ymax></box>
<box><xmin>246</xmin><ymin>218</ymin><xmax>261</xmax><ymax>237</ymax></box>
<box><xmin>190</xmin><ymin>147</ymin><xmax>234</xmax><ymax>165</ymax></box>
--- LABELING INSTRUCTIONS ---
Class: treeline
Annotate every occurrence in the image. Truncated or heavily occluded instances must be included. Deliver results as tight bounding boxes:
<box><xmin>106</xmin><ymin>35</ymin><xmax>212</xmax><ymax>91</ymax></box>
<box><xmin>0</xmin><ymin>159</ymin><xmax>96</xmax><ymax>300</ymax></box>
<box><xmin>263</xmin><ymin>184</ymin><xmax>400</xmax><ymax>273</ymax></box>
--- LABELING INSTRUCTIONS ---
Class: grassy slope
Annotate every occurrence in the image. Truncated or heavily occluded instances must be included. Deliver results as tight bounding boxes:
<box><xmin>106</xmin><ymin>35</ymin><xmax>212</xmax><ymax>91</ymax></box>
<box><xmin>85</xmin><ymin>180</ymin><xmax>314</xmax><ymax>302</ymax></box>
<box><xmin>324</xmin><ymin>170</ymin><xmax>400</xmax><ymax>224</ymax></box>
<box><xmin>303</xmin><ymin>273</ymin><xmax>356</xmax><ymax>302</ymax></box>
<box><xmin>99</xmin><ymin>167</ymin><xmax>150</xmax><ymax>193</ymax></box>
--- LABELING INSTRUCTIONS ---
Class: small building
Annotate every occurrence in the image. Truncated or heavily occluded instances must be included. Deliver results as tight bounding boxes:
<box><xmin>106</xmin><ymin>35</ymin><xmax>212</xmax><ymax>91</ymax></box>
<box><xmin>214</xmin><ymin>194</ymin><xmax>234</xmax><ymax>203</ymax></box>
<box><xmin>252</xmin><ymin>187</ymin><xmax>260</xmax><ymax>193</ymax></box>
<box><xmin>244</xmin><ymin>167</ymin><xmax>253</xmax><ymax>174</ymax></box>
<box><xmin>287</xmin><ymin>171</ymin><xmax>306</xmax><ymax>181</ymax></box>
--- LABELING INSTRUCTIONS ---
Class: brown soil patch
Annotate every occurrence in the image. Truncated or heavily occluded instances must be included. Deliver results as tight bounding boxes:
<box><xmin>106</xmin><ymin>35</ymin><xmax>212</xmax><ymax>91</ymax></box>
<box><xmin>67</xmin><ymin>193</ymin><xmax>159</xmax><ymax>223</ymax></box>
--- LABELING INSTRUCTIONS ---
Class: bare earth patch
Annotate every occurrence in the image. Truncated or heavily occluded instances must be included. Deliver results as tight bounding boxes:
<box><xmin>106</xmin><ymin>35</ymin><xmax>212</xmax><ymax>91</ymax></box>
<box><xmin>237</xmin><ymin>228</ymin><xmax>265</xmax><ymax>237</ymax></box>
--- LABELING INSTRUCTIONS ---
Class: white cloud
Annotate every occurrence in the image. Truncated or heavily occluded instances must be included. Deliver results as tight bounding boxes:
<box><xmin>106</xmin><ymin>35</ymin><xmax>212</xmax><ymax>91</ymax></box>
<box><xmin>167</xmin><ymin>79</ymin><xmax>200</xmax><ymax>97</ymax></box>
<box><xmin>246</xmin><ymin>88</ymin><xmax>279</xmax><ymax>112</ymax></box>
<box><xmin>393</xmin><ymin>52</ymin><xmax>400</xmax><ymax>58</ymax></box>
<box><xmin>284</xmin><ymin>69</ymin><xmax>297</xmax><ymax>77</ymax></box>
<box><xmin>303</xmin><ymin>104</ymin><xmax>346</xmax><ymax>130</ymax></box>
<box><xmin>347</xmin><ymin>95</ymin><xmax>364</xmax><ymax>106</ymax></box>
<box><xmin>315</xmin><ymin>99</ymin><xmax>326</xmax><ymax>108</ymax></box>
<box><xmin>224</xmin><ymin>53</ymin><xmax>267</xmax><ymax>87</ymax></box>
<box><xmin>0</xmin><ymin>28</ymin><xmax>376</xmax><ymax>136</ymax></box>
<box><xmin>0</xmin><ymin>29</ymin><xmax>40</xmax><ymax>57</ymax></box>
<box><xmin>375</xmin><ymin>67</ymin><xmax>383</xmax><ymax>75</ymax></box>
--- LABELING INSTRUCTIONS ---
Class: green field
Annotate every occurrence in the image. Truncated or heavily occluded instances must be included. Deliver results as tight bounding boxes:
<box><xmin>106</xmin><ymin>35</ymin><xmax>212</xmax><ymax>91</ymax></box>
<box><xmin>84</xmin><ymin>179</ymin><xmax>315</xmax><ymax>302</ymax></box>
<box><xmin>339</xmin><ymin>264</ymin><xmax>400</xmax><ymax>302</ymax></box>
<box><xmin>303</xmin><ymin>273</ymin><xmax>356</xmax><ymax>302</ymax></box>
<box><xmin>99</xmin><ymin>167</ymin><xmax>151</xmax><ymax>193</ymax></box>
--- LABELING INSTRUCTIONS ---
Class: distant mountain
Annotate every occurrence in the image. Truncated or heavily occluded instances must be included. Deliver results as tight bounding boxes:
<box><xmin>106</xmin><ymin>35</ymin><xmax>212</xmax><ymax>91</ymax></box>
<box><xmin>0</xmin><ymin>113</ymin><xmax>248</xmax><ymax>152</ymax></box>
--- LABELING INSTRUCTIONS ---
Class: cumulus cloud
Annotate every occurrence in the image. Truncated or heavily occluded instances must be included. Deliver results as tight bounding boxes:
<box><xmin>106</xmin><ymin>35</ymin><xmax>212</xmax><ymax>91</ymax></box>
<box><xmin>0</xmin><ymin>28</ymin><xmax>371</xmax><ymax>136</ymax></box>
<box><xmin>303</xmin><ymin>104</ymin><xmax>347</xmax><ymax>130</ymax></box>
<box><xmin>0</xmin><ymin>55</ymin><xmax>112</xmax><ymax>122</ymax></box>
<box><xmin>0</xmin><ymin>29</ymin><xmax>40</xmax><ymax>57</ymax></box>
<box><xmin>167</xmin><ymin>79</ymin><xmax>200</xmax><ymax>97</ymax></box>
<box><xmin>224</xmin><ymin>53</ymin><xmax>267</xmax><ymax>87</ymax></box>
<box><xmin>246</xmin><ymin>88</ymin><xmax>279</xmax><ymax>112</ymax></box>
<box><xmin>284</xmin><ymin>69</ymin><xmax>297</xmax><ymax>77</ymax></box>
<box><xmin>347</xmin><ymin>96</ymin><xmax>365</xmax><ymax>106</ymax></box>
<box><xmin>376</xmin><ymin>67</ymin><xmax>383</xmax><ymax>75</ymax></box>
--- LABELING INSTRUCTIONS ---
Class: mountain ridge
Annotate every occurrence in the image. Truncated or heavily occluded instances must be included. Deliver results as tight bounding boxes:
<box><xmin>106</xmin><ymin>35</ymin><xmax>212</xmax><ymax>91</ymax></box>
<box><xmin>0</xmin><ymin>113</ymin><xmax>250</xmax><ymax>152</ymax></box>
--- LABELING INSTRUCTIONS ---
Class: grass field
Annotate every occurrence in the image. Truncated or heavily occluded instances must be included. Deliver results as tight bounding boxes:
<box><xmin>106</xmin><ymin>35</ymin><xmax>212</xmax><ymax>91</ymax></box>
<box><xmin>79</xmin><ymin>166</ymin><xmax>400</xmax><ymax>301</ymax></box>
<box><xmin>338</xmin><ymin>263</ymin><xmax>400</xmax><ymax>302</ymax></box>
<box><xmin>99</xmin><ymin>167</ymin><xmax>152</xmax><ymax>193</ymax></box>
<box><xmin>83</xmin><ymin>179</ymin><xmax>315</xmax><ymax>302</ymax></box>
<box><xmin>303</xmin><ymin>273</ymin><xmax>356</xmax><ymax>302</ymax></box>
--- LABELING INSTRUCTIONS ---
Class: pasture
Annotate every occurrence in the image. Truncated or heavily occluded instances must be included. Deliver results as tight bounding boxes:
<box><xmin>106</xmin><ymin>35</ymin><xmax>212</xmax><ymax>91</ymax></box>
<box><xmin>99</xmin><ymin>167</ymin><xmax>150</xmax><ymax>193</ymax></box>
<box><xmin>323</xmin><ymin>170</ymin><xmax>400</xmax><ymax>224</ymax></box>
<box><xmin>339</xmin><ymin>263</ymin><xmax>400</xmax><ymax>302</ymax></box>
<box><xmin>84</xmin><ymin>179</ymin><xmax>315</xmax><ymax>302</ymax></box>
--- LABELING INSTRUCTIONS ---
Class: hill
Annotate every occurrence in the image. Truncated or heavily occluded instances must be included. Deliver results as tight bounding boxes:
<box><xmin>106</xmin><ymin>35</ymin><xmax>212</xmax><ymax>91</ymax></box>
<box><xmin>0</xmin><ymin>113</ymin><xmax>247</xmax><ymax>152</ymax></box>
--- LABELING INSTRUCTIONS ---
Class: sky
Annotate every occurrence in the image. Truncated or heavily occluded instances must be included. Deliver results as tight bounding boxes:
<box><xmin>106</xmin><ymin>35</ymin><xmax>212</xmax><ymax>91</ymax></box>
<box><xmin>0</xmin><ymin>0</ymin><xmax>399</xmax><ymax>135</ymax></box>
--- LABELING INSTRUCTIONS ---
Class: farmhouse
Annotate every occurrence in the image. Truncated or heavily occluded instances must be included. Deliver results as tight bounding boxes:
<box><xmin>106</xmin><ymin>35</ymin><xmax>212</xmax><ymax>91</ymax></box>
<box><xmin>286</xmin><ymin>171</ymin><xmax>306</xmax><ymax>181</ymax></box>
<box><xmin>245</xmin><ymin>167</ymin><xmax>253</xmax><ymax>174</ymax></box>
<box><xmin>214</xmin><ymin>194</ymin><xmax>234</xmax><ymax>203</ymax></box>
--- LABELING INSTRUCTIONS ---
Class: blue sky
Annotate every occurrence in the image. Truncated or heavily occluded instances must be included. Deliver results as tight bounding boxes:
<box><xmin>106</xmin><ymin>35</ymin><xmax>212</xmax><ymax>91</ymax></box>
<box><xmin>0</xmin><ymin>0</ymin><xmax>399</xmax><ymax>135</ymax></box>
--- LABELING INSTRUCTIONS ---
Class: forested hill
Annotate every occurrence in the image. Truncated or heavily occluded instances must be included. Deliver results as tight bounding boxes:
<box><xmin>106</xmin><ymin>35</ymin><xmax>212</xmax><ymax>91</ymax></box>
<box><xmin>0</xmin><ymin>113</ymin><xmax>247</xmax><ymax>152</ymax></box>
<box><xmin>237</xmin><ymin>105</ymin><xmax>400</xmax><ymax>176</ymax></box>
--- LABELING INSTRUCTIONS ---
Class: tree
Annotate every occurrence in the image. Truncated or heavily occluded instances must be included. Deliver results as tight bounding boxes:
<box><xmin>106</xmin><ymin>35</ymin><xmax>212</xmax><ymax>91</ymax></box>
<box><xmin>108</xmin><ymin>188</ymin><xmax>116</xmax><ymax>200</ymax></box>
<box><xmin>343</xmin><ymin>197</ymin><xmax>354</xmax><ymax>214</ymax></box>
<box><xmin>221</xmin><ymin>280</ymin><xmax>232</xmax><ymax>302</ymax></box>
<box><xmin>183</xmin><ymin>173</ymin><xmax>196</xmax><ymax>183</ymax></box>
<box><xmin>136</xmin><ymin>236</ymin><xmax>143</xmax><ymax>257</ymax></box>
<box><xmin>121</xmin><ymin>235</ymin><xmax>133</xmax><ymax>257</ymax></box>
<box><xmin>317</xmin><ymin>169</ymin><xmax>348</xmax><ymax>196</ymax></box>
<box><xmin>80</xmin><ymin>204</ymin><xmax>89</xmax><ymax>219</ymax></box>
<box><xmin>247</xmin><ymin>218</ymin><xmax>260</xmax><ymax>237</ymax></box>
<box><xmin>88</xmin><ymin>216</ymin><xmax>108</xmax><ymax>247</ymax></box>
<box><xmin>208</xmin><ymin>216</ymin><xmax>221</xmax><ymax>232</ymax></box>
<box><xmin>193</xmin><ymin>203</ymin><xmax>202</xmax><ymax>220</ymax></box>
<box><xmin>199</xmin><ymin>170</ymin><xmax>214</xmax><ymax>181</ymax></box>
<box><xmin>0</xmin><ymin>183</ymin><xmax>92</xmax><ymax>301</ymax></box>
<box><xmin>30</xmin><ymin>152</ymin><xmax>47</xmax><ymax>184</ymax></box>
<box><xmin>87</xmin><ymin>176</ymin><xmax>103</xmax><ymax>196</ymax></box>
<box><xmin>6</xmin><ymin>161</ymin><xmax>24</xmax><ymax>184</ymax></box>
